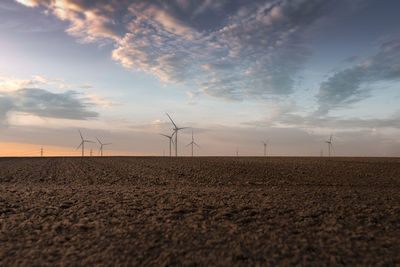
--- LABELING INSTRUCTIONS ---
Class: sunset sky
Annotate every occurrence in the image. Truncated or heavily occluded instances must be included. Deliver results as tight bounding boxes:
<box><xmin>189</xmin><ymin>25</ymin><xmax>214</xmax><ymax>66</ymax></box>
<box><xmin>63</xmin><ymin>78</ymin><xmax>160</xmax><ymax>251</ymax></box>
<box><xmin>1</xmin><ymin>0</ymin><xmax>400</xmax><ymax>156</ymax></box>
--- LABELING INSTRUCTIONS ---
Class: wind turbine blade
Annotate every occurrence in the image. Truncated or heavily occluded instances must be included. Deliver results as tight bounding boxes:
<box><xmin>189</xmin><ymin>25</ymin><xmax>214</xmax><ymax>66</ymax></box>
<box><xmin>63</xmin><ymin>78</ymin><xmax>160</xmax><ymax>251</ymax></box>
<box><xmin>186</xmin><ymin>142</ymin><xmax>192</xmax><ymax>147</ymax></box>
<box><xmin>194</xmin><ymin>142</ymin><xmax>200</xmax><ymax>148</ymax></box>
<box><xmin>76</xmin><ymin>142</ymin><xmax>82</xmax><ymax>150</ymax></box>
<box><xmin>160</xmin><ymin>134</ymin><xmax>171</xmax><ymax>138</ymax></box>
<box><xmin>165</xmin><ymin>113</ymin><xmax>177</xmax><ymax>128</ymax></box>
<box><xmin>95</xmin><ymin>137</ymin><xmax>102</xmax><ymax>145</ymax></box>
<box><xmin>85</xmin><ymin>140</ymin><xmax>96</xmax><ymax>143</ymax></box>
<box><xmin>78</xmin><ymin>129</ymin><xmax>83</xmax><ymax>140</ymax></box>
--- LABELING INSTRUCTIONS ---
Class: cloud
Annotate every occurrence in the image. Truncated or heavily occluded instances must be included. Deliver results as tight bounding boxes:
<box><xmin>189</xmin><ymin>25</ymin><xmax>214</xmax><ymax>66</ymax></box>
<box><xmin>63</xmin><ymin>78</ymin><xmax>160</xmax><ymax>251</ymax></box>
<box><xmin>0</xmin><ymin>75</ymin><xmax>118</xmax><ymax>125</ymax></box>
<box><xmin>0</xmin><ymin>76</ymin><xmax>35</xmax><ymax>92</ymax></box>
<box><xmin>14</xmin><ymin>0</ymin><xmax>40</xmax><ymax>7</ymax></box>
<box><xmin>79</xmin><ymin>83</ymin><xmax>94</xmax><ymax>89</ymax></box>
<box><xmin>245</xmin><ymin>106</ymin><xmax>400</xmax><ymax>131</ymax></box>
<box><xmin>0</xmin><ymin>75</ymin><xmax>69</xmax><ymax>92</ymax></box>
<box><xmin>343</xmin><ymin>56</ymin><xmax>359</xmax><ymax>63</ymax></box>
<box><xmin>316</xmin><ymin>39</ymin><xmax>400</xmax><ymax>115</ymax></box>
<box><xmin>0</xmin><ymin>88</ymin><xmax>98</xmax><ymax>124</ymax></box>
<box><xmin>1</xmin><ymin>74</ymin><xmax>96</xmax><ymax>91</ymax></box>
<box><xmin>186</xmin><ymin>91</ymin><xmax>198</xmax><ymax>99</ymax></box>
<box><xmin>32</xmin><ymin>75</ymin><xmax>48</xmax><ymax>83</ymax></box>
<box><xmin>59</xmin><ymin>83</ymin><xmax>94</xmax><ymax>89</ymax></box>
<box><xmin>85</xmin><ymin>93</ymin><xmax>118</xmax><ymax>107</ymax></box>
<box><xmin>114</xmin><ymin>0</ymin><xmax>334</xmax><ymax>100</ymax></box>
<box><xmin>15</xmin><ymin>0</ymin><xmax>339</xmax><ymax>101</ymax></box>
<box><xmin>284</xmin><ymin>113</ymin><xmax>400</xmax><ymax>130</ymax></box>
<box><xmin>0</xmin><ymin>98</ymin><xmax>14</xmax><ymax>127</ymax></box>
<box><xmin>15</xmin><ymin>0</ymin><xmax>121</xmax><ymax>42</ymax></box>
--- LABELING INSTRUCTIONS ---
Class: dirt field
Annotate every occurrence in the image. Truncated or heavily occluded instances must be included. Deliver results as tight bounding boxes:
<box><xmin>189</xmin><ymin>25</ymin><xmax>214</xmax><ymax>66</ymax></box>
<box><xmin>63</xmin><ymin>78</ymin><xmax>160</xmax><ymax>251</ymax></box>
<box><xmin>0</xmin><ymin>157</ymin><xmax>399</xmax><ymax>265</ymax></box>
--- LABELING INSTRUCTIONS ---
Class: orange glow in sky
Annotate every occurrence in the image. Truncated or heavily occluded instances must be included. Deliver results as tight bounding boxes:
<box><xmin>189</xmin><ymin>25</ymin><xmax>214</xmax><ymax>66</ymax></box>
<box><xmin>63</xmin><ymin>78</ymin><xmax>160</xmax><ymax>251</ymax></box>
<box><xmin>0</xmin><ymin>142</ymin><xmax>141</xmax><ymax>157</ymax></box>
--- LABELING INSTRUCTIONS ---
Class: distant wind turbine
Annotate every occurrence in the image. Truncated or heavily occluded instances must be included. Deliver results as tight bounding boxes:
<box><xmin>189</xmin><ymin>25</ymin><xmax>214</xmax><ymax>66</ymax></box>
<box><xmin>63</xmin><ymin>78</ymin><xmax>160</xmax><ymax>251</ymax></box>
<box><xmin>160</xmin><ymin>132</ymin><xmax>174</xmax><ymax>157</ymax></box>
<box><xmin>261</xmin><ymin>138</ymin><xmax>269</xmax><ymax>156</ymax></box>
<box><xmin>76</xmin><ymin>130</ymin><xmax>95</xmax><ymax>157</ymax></box>
<box><xmin>325</xmin><ymin>134</ymin><xmax>334</xmax><ymax>157</ymax></box>
<box><xmin>186</xmin><ymin>130</ymin><xmax>200</xmax><ymax>157</ymax></box>
<box><xmin>166</xmin><ymin>113</ymin><xmax>188</xmax><ymax>157</ymax></box>
<box><xmin>96</xmin><ymin>137</ymin><xmax>111</xmax><ymax>157</ymax></box>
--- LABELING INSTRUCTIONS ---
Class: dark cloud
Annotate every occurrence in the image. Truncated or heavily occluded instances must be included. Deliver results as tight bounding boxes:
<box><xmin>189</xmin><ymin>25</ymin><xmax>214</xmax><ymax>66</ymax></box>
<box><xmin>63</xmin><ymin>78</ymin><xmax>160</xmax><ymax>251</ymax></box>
<box><xmin>16</xmin><ymin>0</ymin><xmax>342</xmax><ymax>100</ymax></box>
<box><xmin>0</xmin><ymin>88</ymin><xmax>98</xmax><ymax>123</ymax></box>
<box><xmin>245</xmin><ymin>110</ymin><xmax>400</xmax><ymax>130</ymax></box>
<box><xmin>316</xmin><ymin>39</ymin><xmax>400</xmax><ymax>114</ymax></box>
<box><xmin>343</xmin><ymin>56</ymin><xmax>359</xmax><ymax>63</ymax></box>
<box><xmin>285</xmin><ymin>113</ymin><xmax>400</xmax><ymax>129</ymax></box>
<box><xmin>0</xmin><ymin>97</ymin><xmax>14</xmax><ymax>127</ymax></box>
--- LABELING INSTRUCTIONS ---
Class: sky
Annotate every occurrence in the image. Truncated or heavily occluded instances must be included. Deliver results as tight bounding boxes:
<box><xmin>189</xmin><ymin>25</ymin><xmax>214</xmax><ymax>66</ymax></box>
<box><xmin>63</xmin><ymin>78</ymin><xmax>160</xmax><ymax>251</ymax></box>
<box><xmin>0</xmin><ymin>0</ymin><xmax>400</xmax><ymax>157</ymax></box>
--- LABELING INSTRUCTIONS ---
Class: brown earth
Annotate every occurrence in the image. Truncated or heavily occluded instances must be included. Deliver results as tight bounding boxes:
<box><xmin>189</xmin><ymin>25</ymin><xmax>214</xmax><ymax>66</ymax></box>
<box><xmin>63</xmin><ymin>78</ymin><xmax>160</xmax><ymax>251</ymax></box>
<box><xmin>0</xmin><ymin>157</ymin><xmax>399</xmax><ymax>266</ymax></box>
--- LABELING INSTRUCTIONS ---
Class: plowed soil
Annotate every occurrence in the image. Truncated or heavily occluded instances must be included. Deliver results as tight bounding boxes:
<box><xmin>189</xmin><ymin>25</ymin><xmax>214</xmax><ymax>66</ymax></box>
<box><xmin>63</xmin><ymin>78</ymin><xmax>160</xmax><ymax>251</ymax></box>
<box><xmin>1</xmin><ymin>157</ymin><xmax>399</xmax><ymax>265</ymax></box>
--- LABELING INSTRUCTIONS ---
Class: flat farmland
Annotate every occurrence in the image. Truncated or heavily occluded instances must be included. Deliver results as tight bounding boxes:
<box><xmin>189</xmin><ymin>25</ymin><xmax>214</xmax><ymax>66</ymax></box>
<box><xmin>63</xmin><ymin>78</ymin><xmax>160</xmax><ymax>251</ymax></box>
<box><xmin>0</xmin><ymin>157</ymin><xmax>399</xmax><ymax>265</ymax></box>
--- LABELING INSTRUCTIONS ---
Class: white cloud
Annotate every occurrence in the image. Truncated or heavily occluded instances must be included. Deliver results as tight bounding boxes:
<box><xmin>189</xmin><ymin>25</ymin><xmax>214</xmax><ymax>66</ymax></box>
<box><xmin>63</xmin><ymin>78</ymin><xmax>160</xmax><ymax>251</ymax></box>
<box><xmin>0</xmin><ymin>76</ymin><xmax>35</xmax><ymax>92</ymax></box>
<box><xmin>32</xmin><ymin>75</ymin><xmax>48</xmax><ymax>84</ymax></box>
<box><xmin>85</xmin><ymin>93</ymin><xmax>118</xmax><ymax>107</ymax></box>
<box><xmin>14</xmin><ymin>0</ymin><xmax>39</xmax><ymax>7</ymax></box>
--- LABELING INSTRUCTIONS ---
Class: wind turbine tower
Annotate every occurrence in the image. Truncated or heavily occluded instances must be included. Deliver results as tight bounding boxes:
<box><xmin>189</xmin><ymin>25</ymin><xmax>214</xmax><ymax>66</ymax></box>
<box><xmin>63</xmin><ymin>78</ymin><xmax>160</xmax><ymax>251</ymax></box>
<box><xmin>40</xmin><ymin>147</ymin><xmax>43</xmax><ymax>157</ymax></box>
<box><xmin>96</xmin><ymin>137</ymin><xmax>111</xmax><ymax>157</ymax></box>
<box><xmin>325</xmin><ymin>134</ymin><xmax>334</xmax><ymax>157</ymax></box>
<box><xmin>261</xmin><ymin>139</ymin><xmax>269</xmax><ymax>157</ymax></box>
<box><xmin>186</xmin><ymin>129</ymin><xmax>200</xmax><ymax>157</ymax></box>
<box><xmin>160</xmin><ymin>133</ymin><xmax>174</xmax><ymax>157</ymax></box>
<box><xmin>76</xmin><ymin>130</ymin><xmax>95</xmax><ymax>157</ymax></box>
<box><xmin>166</xmin><ymin>113</ymin><xmax>188</xmax><ymax>157</ymax></box>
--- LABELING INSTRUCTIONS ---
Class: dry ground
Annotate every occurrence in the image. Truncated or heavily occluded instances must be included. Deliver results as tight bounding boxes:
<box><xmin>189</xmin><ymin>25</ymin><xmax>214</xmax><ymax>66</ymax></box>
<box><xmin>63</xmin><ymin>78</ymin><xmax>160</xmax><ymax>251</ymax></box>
<box><xmin>0</xmin><ymin>157</ymin><xmax>399</xmax><ymax>265</ymax></box>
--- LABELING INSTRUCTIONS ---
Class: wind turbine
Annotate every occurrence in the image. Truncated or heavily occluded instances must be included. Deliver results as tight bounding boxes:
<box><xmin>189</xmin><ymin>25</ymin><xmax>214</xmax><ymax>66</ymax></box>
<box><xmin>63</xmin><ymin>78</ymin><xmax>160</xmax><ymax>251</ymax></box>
<box><xmin>160</xmin><ymin>132</ymin><xmax>174</xmax><ymax>157</ymax></box>
<box><xmin>186</xmin><ymin>130</ymin><xmax>200</xmax><ymax>157</ymax></box>
<box><xmin>325</xmin><ymin>134</ymin><xmax>334</xmax><ymax>157</ymax></box>
<box><xmin>261</xmin><ymin>138</ymin><xmax>269</xmax><ymax>156</ymax></box>
<box><xmin>96</xmin><ymin>137</ymin><xmax>111</xmax><ymax>157</ymax></box>
<box><xmin>166</xmin><ymin>113</ymin><xmax>188</xmax><ymax>157</ymax></box>
<box><xmin>76</xmin><ymin>130</ymin><xmax>95</xmax><ymax>157</ymax></box>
